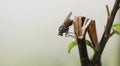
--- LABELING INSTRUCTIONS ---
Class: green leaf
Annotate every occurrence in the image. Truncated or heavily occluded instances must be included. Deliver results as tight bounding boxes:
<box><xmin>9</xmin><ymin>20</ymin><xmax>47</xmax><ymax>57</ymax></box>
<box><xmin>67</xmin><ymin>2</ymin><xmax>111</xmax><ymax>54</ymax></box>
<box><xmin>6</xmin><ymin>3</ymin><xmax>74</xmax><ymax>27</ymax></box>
<box><xmin>112</xmin><ymin>23</ymin><xmax>120</xmax><ymax>30</ymax></box>
<box><xmin>67</xmin><ymin>40</ymin><xmax>77</xmax><ymax>53</ymax></box>
<box><xmin>86</xmin><ymin>40</ymin><xmax>93</xmax><ymax>48</ymax></box>
<box><xmin>67</xmin><ymin>40</ymin><xmax>92</xmax><ymax>54</ymax></box>
<box><xmin>112</xmin><ymin>23</ymin><xmax>120</xmax><ymax>35</ymax></box>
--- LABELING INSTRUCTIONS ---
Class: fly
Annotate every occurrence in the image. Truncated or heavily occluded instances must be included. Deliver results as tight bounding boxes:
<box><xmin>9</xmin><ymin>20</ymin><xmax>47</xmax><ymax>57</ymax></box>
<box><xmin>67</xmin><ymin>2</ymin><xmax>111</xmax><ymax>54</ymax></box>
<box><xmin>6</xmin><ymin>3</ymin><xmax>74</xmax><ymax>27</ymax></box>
<box><xmin>58</xmin><ymin>12</ymin><xmax>73</xmax><ymax>36</ymax></box>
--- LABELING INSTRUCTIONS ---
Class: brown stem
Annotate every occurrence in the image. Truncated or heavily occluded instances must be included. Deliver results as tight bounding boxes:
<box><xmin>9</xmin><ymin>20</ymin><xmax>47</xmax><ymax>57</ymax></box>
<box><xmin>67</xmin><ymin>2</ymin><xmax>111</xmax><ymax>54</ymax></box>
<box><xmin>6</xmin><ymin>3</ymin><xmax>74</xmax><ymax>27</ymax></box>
<box><xmin>73</xmin><ymin>16</ymin><xmax>93</xmax><ymax>66</ymax></box>
<box><xmin>106</xmin><ymin>5</ymin><xmax>110</xmax><ymax>17</ymax></box>
<box><xmin>92</xmin><ymin>0</ymin><xmax>120</xmax><ymax>64</ymax></box>
<box><xmin>77</xmin><ymin>37</ymin><xmax>92</xmax><ymax>66</ymax></box>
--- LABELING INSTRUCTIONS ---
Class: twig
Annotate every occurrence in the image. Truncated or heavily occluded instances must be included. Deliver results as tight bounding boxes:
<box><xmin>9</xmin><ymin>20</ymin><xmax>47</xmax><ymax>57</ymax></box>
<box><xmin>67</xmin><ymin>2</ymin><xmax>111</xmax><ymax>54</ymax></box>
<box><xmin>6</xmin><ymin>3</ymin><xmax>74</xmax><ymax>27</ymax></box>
<box><xmin>109</xmin><ymin>31</ymin><xmax>115</xmax><ymax>37</ymax></box>
<box><xmin>77</xmin><ymin>37</ymin><xmax>91</xmax><ymax>66</ymax></box>
<box><xmin>106</xmin><ymin>5</ymin><xmax>110</xmax><ymax>17</ymax></box>
<box><xmin>74</xmin><ymin>16</ymin><xmax>92</xmax><ymax>66</ymax></box>
<box><xmin>106</xmin><ymin>5</ymin><xmax>111</xmax><ymax>21</ymax></box>
<box><xmin>92</xmin><ymin>0</ymin><xmax>120</xmax><ymax>64</ymax></box>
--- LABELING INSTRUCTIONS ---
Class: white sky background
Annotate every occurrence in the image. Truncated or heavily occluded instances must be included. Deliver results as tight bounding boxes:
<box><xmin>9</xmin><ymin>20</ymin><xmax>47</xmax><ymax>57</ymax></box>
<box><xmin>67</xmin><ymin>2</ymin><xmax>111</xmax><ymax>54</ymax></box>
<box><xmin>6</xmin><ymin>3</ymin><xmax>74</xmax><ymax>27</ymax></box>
<box><xmin>0</xmin><ymin>0</ymin><xmax>120</xmax><ymax>66</ymax></box>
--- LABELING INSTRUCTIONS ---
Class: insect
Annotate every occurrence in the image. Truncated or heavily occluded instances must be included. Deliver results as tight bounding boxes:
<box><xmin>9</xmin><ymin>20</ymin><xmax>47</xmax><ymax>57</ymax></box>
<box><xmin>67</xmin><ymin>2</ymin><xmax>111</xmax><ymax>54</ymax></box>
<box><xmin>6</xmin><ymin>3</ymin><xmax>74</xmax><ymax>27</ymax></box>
<box><xmin>58</xmin><ymin>12</ymin><xmax>73</xmax><ymax>36</ymax></box>
<box><xmin>58</xmin><ymin>12</ymin><xmax>98</xmax><ymax>50</ymax></box>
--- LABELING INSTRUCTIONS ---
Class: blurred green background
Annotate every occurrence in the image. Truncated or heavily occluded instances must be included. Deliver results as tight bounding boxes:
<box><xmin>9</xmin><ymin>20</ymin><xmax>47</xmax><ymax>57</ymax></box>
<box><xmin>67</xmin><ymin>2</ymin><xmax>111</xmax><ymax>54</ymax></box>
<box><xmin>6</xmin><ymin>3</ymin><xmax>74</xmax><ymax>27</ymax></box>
<box><xmin>0</xmin><ymin>0</ymin><xmax>119</xmax><ymax>66</ymax></box>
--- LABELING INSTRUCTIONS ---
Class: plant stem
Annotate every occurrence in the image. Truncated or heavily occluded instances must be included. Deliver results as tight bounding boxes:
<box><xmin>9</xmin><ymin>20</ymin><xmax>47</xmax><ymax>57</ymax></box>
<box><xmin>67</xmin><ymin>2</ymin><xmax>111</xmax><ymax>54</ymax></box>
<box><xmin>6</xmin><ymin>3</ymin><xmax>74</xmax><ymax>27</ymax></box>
<box><xmin>92</xmin><ymin>0</ymin><xmax>120</xmax><ymax>64</ymax></box>
<box><xmin>106</xmin><ymin>5</ymin><xmax>110</xmax><ymax>17</ymax></box>
<box><xmin>77</xmin><ymin>37</ymin><xmax>92</xmax><ymax>66</ymax></box>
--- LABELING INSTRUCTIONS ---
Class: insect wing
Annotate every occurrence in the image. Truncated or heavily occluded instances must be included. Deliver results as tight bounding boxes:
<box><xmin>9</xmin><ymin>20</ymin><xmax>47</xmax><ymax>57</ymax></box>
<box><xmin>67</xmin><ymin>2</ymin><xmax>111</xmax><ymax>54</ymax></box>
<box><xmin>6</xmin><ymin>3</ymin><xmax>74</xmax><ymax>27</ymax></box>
<box><xmin>63</xmin><ymin>12</ymin><xmax>72</xmax><ymax>25</ymax></box>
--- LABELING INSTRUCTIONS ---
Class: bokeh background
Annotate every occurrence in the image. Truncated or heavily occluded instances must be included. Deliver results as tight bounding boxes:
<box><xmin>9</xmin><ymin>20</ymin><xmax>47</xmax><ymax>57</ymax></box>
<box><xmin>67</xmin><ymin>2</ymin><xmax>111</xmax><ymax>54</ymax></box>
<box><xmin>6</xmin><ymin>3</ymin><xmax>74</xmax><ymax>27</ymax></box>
<box><xmin>0</xmin><ymin>0</ymin><xmax>120</xmax><ymax>66</ymax></box>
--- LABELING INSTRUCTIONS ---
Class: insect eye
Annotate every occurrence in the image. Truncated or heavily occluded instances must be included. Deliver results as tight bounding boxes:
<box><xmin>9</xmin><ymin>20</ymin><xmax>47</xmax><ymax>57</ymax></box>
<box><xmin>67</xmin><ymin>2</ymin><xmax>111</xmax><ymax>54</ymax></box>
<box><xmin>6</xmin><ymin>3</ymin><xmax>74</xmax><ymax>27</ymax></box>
<box><xmin>62</xmin><ymin>29</ymin><xmax>66</xmax><ymax>32</ymax></box>
<box><xmin>59</xmin><ymin>25</ymin><xmax>67</xmax><ymax>32</ymax></box>
<box><xmin>59</xmin><ymin>26</ymin><xmax>64</xmax><ymax>31</ymax></box>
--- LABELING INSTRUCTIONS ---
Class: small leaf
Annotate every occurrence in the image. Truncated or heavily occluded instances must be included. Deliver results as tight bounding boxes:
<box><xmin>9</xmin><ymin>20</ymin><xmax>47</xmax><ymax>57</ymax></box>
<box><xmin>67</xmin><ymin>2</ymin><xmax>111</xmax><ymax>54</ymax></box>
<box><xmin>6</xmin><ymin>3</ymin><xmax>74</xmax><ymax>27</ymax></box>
<box><xmin>112</xmin><ymin>23</ymin><xmax>120</xmax><ymax>35</ymax></box>
<box><xmin>67</xmin><ymin>40</ymin><xmax>93</xmax><ymax>54</ymax></box>
<box><xmin>112</xmin><ymin>23</ymin><xmax>120</xmax><ymax>30</ymax></box>
<box><xmin>86</xmin><ymin>40</ymin><xmax>93</xmax><ymax>48</ymax></box>
<box><xmin>67</xmin><ymin>40</ymin><xmax>77</xmax><ymax>53</ymax></box>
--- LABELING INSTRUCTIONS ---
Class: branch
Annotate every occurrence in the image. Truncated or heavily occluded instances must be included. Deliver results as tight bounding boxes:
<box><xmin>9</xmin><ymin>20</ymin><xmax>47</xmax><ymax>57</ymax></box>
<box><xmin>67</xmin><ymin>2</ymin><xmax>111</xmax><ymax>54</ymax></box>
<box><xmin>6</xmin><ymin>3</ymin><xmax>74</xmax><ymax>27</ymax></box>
<box><xmin>77</xmin><ymin>37</ymin><xmax>91</xmax><ymax>66</ymax></box>
<box><xmin>106</xmin><ymin>5</ymin><xmax>110</xmax><ymax>17</ymax></box>
<box><xmin>73</xmin><ymin>16</ymin><xmax>92</xmax><ymax>66</ymax></box>
<box><xmin>92</xmin><ymin>0</ymin><xmax>120</xmax><ymax>63</ymax></box>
